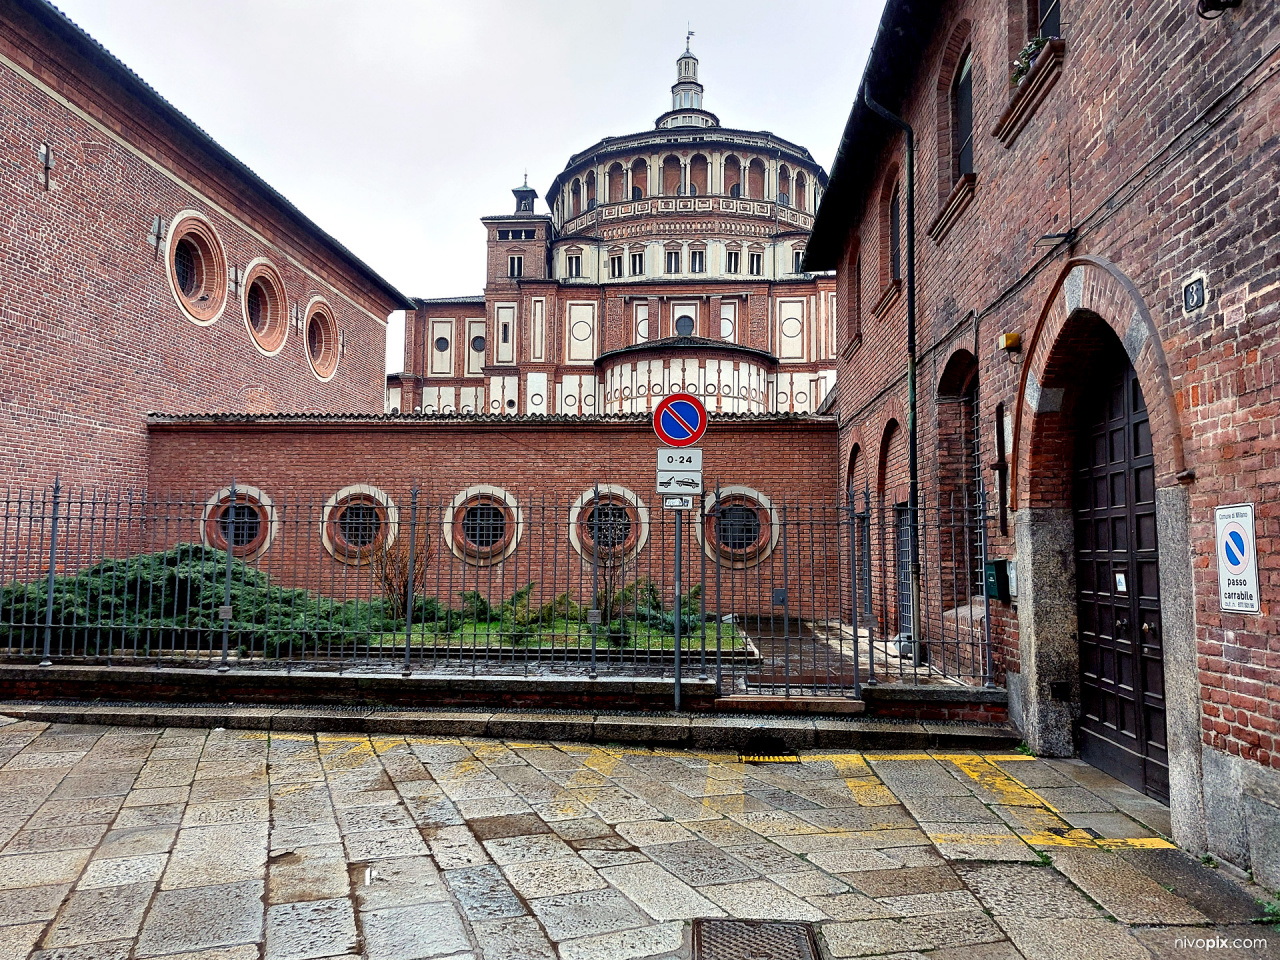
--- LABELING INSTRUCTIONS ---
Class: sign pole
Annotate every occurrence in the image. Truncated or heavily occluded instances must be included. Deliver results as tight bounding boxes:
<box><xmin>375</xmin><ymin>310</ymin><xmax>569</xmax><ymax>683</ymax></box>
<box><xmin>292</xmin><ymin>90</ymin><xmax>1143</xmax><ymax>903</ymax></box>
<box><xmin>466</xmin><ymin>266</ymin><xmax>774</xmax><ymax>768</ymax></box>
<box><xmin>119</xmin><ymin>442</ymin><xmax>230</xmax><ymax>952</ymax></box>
<box><xmin>673</xmin><ymin>509</ymin><xmax>683</xmax><ymax>713</ymax></box>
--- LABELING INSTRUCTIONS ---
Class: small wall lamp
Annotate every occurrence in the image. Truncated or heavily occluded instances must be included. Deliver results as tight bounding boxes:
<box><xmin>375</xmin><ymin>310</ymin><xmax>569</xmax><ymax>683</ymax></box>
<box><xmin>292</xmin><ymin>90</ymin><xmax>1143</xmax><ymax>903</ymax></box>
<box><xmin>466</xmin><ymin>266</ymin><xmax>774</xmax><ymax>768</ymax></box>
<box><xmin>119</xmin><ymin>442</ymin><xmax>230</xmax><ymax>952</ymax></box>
<box><xmin>998</xmin><ymin>332</ymin><xmax>1021</xmax><ymax>353</ymax></box>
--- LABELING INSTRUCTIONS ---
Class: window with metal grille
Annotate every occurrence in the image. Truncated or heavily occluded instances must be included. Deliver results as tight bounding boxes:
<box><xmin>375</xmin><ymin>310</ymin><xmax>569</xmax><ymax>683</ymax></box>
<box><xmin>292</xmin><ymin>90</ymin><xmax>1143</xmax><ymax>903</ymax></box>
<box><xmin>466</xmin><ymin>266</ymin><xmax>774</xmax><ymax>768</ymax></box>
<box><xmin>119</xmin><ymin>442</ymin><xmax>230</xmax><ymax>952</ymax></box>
<box><xmin>889</xmin><ymin>186</ymin><xmax>902</xmax><ymax>281</ymax></box>
<box><xmin>567</xmin><ymin>255</ymin><xmax>582</xmax><ymax>278</ymax></box>
<box><xmin>1039</xmin><ymin>0</ymin><xmax>1060</xmax><ymax>38</ymax></box>
<box><xmin>508</xmin><ymin>256</ymin><xmax>523</xmax><ymax>278</ymax></box>
<box><xmin>247</xmin><ymin>281</ymin><xmax>266</xmax><ymax>332</ymax></box>
<box><xmin>338</xmin><ymin>503</ymin><xmax>381</xmax><ymax>548</ymax></box>
<box><xmin>690</xmin><ymin>250</ymin><xmax>705</xmax><ymax>273</ymax></box>
<box><xmin>609</xmin><ymin>255</ymin><xmax>624</xmax><ymax>278</ymax></box>
<box><xmin>585</xmin><ymin>503</ymin><xmax>631</xmax><ymax>554</ymax></box>
<box><xmin>462</xmin><ymin>504</ymin><xmax>506</xmax><ymax>549</ymax></box>
<box><xmin>174</xmin><ymin>239</ymin><xmax>198</xmax><ymax>296</ymax></box>
<box><xmin>675</xmin><ymin>315</ymin><xmax>695</xmax><ymax>336</ymax></box>
<box><xmin>748</xmin><ymin>253</ymin><xmax>762</xmax><ymax>276</ymax></box>
<box><xmin>717</xmin><ymin>506</ymin><xmax>762</xmax><ymax>551</ymax></box>
<box><xmin>954</xmin><ymin>52</ymin><xmax>974</xmax><ymax>179</ymax></box>
<box><xmin>631</xmin><ymin>252</ymin><xmax>645</xmax><ymax>276</ymax></box>
<box><xmin>726</xmin><ymin>250</ymin><xmax>740</xmax><ymax>274</ymax></box>
<box><xmin>666</xmin><ymin>251</ymin><xmax>681</xmax><ymax>274</ymax></box>
<box><xmin>219</xmin><ymin>503</ymin><xmax>260</xmax><ymax>548</ymax></box>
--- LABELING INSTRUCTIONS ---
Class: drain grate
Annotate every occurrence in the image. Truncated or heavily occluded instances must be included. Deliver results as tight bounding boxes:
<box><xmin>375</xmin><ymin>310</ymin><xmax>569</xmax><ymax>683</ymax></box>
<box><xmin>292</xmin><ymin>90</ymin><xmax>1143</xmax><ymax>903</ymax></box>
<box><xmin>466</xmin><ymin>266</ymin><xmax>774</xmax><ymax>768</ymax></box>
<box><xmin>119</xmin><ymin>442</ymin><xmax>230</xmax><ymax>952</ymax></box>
<box><xmin>738</xmin><ymin>732</ymin><xmax>800</xmax><ymax>764</ymax></box>
<box><xmin>693</xmin><ymin>919</ymin><xmax>818</xmax><ymax>960</ymax></box>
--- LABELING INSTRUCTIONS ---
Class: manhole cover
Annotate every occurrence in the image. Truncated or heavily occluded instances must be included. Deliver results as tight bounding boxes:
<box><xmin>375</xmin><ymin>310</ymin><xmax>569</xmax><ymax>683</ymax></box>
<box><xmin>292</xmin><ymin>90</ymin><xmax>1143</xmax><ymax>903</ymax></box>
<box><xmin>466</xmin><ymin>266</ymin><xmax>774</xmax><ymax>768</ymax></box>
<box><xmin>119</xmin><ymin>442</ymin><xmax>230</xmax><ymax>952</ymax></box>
<box><xmin>693</xmin><ymin>919</ymin><xmax>818</xmax><ymax>960</ymax></box>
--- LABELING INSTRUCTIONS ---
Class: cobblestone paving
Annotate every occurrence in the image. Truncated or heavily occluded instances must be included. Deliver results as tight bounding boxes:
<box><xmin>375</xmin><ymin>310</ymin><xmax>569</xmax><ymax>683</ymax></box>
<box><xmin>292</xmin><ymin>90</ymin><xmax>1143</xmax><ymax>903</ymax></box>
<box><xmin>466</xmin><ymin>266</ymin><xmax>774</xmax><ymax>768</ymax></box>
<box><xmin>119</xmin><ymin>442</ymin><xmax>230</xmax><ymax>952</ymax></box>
<box><xmin>0</xmin><ymin>715</ymin><xmax>1275</xmax><ymax>959</ymax></box>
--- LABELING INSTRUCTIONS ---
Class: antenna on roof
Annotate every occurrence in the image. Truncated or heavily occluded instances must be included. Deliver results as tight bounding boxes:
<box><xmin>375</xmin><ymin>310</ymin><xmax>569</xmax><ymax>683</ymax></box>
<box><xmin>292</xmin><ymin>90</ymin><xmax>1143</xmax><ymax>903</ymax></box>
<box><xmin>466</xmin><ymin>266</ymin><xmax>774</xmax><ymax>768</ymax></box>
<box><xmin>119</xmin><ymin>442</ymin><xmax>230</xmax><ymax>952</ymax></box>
<box><xmin>523</xmin><ymin>169</ymin><xmax>528</xmax><ymax>187</ymax></box>
<box><xmin>686</xmin><ymin>25</ymin><xmax>694</xmax><ymax>52</ymax></box>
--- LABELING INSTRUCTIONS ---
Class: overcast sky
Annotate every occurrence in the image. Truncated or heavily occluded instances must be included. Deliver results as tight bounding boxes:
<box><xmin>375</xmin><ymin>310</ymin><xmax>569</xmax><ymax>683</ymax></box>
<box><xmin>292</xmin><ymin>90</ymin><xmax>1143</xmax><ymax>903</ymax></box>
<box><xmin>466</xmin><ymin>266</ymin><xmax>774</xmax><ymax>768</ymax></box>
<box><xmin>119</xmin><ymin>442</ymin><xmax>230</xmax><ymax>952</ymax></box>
<box><xmin>55</xmin><ymin>1</ymin><xmax>883</xmax><ymax>369</ymax></box>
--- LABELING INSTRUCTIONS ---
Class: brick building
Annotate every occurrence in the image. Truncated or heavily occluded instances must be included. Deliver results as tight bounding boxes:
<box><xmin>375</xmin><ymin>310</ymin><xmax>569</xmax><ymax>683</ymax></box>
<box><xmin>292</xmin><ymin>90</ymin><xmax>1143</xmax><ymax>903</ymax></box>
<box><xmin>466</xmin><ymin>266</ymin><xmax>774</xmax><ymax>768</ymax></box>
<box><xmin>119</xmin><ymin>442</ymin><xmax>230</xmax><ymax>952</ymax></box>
<box><xmin>804</xmin><ymin>0</ymin><xmax>1280</xmax><ymax>882</ymax></box>
<box><xmin>387</xmin><ymin>45</ymin><xmax>838</xmax><ymax>419</ymax></box>
<box><xmin>0</xmin><ymin>0</ymin><xmax>412</xmax><ymax>490</ymax></box>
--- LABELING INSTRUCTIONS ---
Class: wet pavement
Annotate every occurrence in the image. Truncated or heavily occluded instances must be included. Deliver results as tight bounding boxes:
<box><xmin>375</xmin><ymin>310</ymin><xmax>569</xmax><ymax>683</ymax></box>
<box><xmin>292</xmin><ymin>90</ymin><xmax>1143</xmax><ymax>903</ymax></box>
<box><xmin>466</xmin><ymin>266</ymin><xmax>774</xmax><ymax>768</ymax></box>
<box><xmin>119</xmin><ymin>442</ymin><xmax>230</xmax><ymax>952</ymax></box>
<box><xmin>0</xmin><ymin>713</ymin><xmax>1275</xmax><ymax>960</ymax></box>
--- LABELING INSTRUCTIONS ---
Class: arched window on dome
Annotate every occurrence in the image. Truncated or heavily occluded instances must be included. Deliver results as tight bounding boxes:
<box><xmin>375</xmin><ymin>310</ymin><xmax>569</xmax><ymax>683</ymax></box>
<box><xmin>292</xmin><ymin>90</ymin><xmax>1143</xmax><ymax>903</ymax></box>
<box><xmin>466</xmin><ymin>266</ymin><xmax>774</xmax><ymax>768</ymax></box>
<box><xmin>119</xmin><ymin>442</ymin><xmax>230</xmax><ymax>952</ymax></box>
<box><xmin>571</xmin><ymin>179</ymin><xmax>582</xmax><ymax>218</ymax></box>
<box><xmin>723</xmin><ymin>155</ymin><xmax>742</xmax><ymax>198</ymax></box>
<box><xmin>795</xmin><ymin>171</ymin><xmax>808</xmax><ymax>212</ymax></box>
<box><xmin>607</xmin><ymin>163</ymin><xmax>625</xmax><ymax>203</ymax></box>
<box><xmin>585</xmin><ymin>171</ymin><xmax>597</xmax><ymax>210</ymax></box>
<box><xmin>747</xmin><ymin>158</ymin><xmax>766</xmax><ymax>200</ymax></box>
<box><xmin>631</xmin><ymin>158</ymin><xmax>648</xmax><ymax>199</ymax></box>
<box><xmin>689</xmin><ymin>154</ymin><xmax>708</xmax><ymax>197</ymax></box>
<box><xmin>662</xmin><ymin>155</ymin><xmax>682</xmax><ymax>196</ymax></box>
<box><xmin>778</xmin><ymin>165</ymin><xmax>792</xmax><ymax>207</ymax></box>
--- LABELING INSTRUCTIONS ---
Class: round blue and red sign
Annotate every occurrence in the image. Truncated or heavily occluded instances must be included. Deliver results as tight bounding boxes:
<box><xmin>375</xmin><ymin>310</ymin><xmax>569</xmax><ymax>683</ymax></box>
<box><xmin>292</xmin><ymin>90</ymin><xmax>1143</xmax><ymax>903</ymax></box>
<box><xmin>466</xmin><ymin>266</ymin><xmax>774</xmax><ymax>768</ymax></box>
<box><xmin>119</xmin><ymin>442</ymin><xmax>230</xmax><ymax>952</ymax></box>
<box><xmin>653</xmin><ymin>392</ymin><xmax>707</xmax><ymax>447</ymax></box>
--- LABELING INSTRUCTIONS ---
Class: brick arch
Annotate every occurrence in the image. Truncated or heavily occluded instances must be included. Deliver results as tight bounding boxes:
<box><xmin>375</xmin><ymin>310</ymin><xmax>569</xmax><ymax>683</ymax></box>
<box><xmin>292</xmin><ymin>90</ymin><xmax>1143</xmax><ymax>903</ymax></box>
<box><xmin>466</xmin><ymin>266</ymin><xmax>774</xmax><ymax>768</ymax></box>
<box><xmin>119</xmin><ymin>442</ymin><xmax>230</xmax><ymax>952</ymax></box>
<box><xmin>934</xmin><ymin>18</ymin><xmax>973</xmax><ymax>203</ymax></box>
<box><xmin>1011</xmin><ymin>255</ymin><xmax>1186</xmax><ymax>507</ymax></box>
<box><xmin>878</xmin><ymin>162</ymin><xmax>902</xmax><ymax>288</ymax></box>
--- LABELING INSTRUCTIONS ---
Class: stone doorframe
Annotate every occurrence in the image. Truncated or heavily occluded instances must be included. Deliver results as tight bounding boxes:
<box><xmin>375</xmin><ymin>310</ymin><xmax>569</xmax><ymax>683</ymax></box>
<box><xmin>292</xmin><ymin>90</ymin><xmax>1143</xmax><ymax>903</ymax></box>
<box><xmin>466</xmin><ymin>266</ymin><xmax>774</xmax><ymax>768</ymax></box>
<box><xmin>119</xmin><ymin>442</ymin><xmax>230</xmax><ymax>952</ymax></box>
<box><xmin>1008</xmin><ymin>255</ymin><xmax>1206</xmax><ymax>854</ymax></box>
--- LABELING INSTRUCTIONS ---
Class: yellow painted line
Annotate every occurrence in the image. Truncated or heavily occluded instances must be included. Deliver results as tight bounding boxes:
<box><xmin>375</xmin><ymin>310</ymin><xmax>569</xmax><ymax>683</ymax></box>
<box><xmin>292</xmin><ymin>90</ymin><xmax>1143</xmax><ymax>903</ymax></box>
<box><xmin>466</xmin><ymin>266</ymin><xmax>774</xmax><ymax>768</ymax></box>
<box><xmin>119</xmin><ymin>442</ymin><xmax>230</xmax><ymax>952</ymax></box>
<box><xmin>1097</xmin><ymin>836</ymin><xmax>1177</xmax><ymax>850</ymax></box>
<box><xmin>947</xmin><ymin>755</ymin><xmax>1045</xmax><ymax>807</ymax></box>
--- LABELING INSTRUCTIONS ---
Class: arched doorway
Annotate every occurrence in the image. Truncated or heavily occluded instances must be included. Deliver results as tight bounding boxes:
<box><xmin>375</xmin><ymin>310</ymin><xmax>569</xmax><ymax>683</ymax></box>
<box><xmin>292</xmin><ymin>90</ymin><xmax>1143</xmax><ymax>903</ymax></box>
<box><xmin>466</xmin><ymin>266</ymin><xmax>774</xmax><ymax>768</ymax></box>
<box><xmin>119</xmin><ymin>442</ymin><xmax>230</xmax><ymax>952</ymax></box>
<box><xmin>1073</xmin><ymin>338</ymin><xmax>1168</xmax><ymax>802</ymax></box>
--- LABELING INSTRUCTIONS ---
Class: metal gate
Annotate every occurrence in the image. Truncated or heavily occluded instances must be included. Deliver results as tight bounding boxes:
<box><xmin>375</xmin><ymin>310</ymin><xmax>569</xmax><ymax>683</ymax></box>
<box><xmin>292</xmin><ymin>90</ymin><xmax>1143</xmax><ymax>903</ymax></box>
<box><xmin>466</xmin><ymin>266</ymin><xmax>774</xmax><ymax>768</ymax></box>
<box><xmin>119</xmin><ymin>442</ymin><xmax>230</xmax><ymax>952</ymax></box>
<box><xmin>1</xmin><ymin>481</ymin><xmax>999</xmax><ymax>695</ymax></box>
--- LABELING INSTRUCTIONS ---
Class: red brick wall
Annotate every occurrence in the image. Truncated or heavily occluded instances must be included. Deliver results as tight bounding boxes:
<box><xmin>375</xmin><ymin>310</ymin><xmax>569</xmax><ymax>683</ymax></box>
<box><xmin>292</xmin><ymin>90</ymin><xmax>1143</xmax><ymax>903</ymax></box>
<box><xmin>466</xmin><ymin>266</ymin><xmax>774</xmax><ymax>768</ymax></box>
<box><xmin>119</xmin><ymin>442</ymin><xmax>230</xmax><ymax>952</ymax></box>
<box><xmin>828</xmin><ymin>1</ymin><xmax>1280</xmax><ymax>766</ymax></box>
<box><xmin>146</xmin><ymin>414</ymin><xmax>841</xmax><ymax>615</ymax></box>
<box><xmin>0</xmin><ymin>5</ymin><xmax>399</xmax><ymax>491</ymax></box>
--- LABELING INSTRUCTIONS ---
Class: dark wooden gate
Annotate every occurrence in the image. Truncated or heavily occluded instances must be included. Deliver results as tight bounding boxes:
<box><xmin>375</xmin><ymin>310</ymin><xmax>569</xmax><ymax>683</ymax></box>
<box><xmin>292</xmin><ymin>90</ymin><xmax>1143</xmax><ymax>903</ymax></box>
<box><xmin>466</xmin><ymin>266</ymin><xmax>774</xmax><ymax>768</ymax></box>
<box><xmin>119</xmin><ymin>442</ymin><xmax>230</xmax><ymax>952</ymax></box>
<box><xmin>1073</xmin><ymin>349</ymin><xmax>1169</xmax><ymax>802</ymax></box>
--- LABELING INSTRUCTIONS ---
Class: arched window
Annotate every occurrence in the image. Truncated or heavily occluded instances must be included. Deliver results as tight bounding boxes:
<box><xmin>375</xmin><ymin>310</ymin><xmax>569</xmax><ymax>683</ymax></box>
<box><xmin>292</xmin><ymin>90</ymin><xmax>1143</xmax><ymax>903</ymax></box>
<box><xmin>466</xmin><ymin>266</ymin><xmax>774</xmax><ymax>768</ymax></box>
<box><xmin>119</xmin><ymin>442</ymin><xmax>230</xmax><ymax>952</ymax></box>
<box><xmin>889</xmin><ymin>184</ymin><xmax>902</xmax><ymax>281</ymax></box>
<box><xmin>607</xmin><ymin>163</ymin><xmax>625</xmax><ymax>203</ymax></box>
<box><xmin>953</xmin><ymin>51</ymin><xmax>974</xmax><ymax>179</ymax></box>
<box><xmin>747</xmin><ymin>158</ymin><xmax>766</xmax><ymax>199</ymax></box>
<box><xmin>631</xmin><ymin>158</ymin><xmax>648</xmax><ymax>198</ymax></box>
<box><xmin>724</xmin><ymin>155</ymin><xmax>742</xmax><ymax>198</ymax></box>
<box><xmin>662</xmin><ymin>155</ymin><xmax>682</xmax><ymax>196</ymax></box>
<box><xmin>795</xmin><ymin>172</ymin><xmax>808</xmax><ymax>212</ymax></box>
<box><xmin>571</xmin><ymin>179</ymin><xmax>582</xmax><ymax>218</ymax></box>
<box><xmin>585</xmin><ymin>171</ymin><xmax>597</xmax><ymax>210</ymax></box>
<box><xmin>690</xmin><ymin>154</ymin><xmax>708</xmax><ymax>197</ymax></box>
<box><xmin>778</xmin><ymin>165</ymin><xmax>792</xmax><ymax>207</ymax></box>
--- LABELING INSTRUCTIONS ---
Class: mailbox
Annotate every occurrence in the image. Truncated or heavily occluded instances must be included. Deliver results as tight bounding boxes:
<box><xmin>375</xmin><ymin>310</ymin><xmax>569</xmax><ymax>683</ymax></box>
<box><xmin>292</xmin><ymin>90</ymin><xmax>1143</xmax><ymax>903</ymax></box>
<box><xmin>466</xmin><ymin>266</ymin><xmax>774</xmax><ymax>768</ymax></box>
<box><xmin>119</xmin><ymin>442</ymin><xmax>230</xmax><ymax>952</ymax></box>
<box><xmin>984</xmin><ymin>560</ymin><xmax>1010</xmax><ymax>603</ymax></box>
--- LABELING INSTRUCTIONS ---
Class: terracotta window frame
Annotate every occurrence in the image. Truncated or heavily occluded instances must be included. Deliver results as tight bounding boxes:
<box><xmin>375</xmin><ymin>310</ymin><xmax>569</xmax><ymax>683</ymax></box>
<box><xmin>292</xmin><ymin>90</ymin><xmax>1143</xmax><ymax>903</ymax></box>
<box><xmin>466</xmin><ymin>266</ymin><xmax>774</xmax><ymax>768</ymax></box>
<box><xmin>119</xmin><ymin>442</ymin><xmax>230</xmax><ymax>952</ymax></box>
<box><xmin>443</xmin><ymin>485</ymin><xmax>523</xmax><ymax>567</ymax></box>
<box><xmin>200</xmin><ymin>485</ymin><xmax>278</xmax><ymax>561</ymax></box>
<box><xmin>696</xmin><ymin>486</ymin><xmax>780</xmax><ymax>569</ymax></box>
<box><xmin>305</xmin><ymin>298</ymin><xmax>340</xmax><ymax>381</ymax></box>
<box><xmin>568</xmin><ymin>485</ymin><xmax>650</xmax><ymax>563</ymax></box>
<box><xmin>241</xmin><ymin>258</ymin><xmax>289</xmax><ymax>356</ymax></box>
<box><xmin>166</xmin><ymin>211</ymin><xmax>228</xmax><ymax>326</ymax></box>
<box><xmin>321</xmin><ymin>484</ymin><xmax>398</xmax><ymax>566</ymax></box>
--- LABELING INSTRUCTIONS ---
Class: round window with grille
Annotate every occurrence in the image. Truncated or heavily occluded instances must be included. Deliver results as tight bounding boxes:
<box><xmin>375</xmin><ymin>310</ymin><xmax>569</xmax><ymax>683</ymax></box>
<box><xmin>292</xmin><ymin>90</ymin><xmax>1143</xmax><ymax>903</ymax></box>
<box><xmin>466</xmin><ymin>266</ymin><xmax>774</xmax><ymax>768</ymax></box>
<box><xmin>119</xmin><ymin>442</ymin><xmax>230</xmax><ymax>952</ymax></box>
<box><xmin>675</xmin><ymin>315</ymin><xmax>695</xmax><ymax>337</ymax></box>
<box><xmin>444</xmin><ymin>486</ymin><xmax>521</xmax><ymax>566</ymax></box>
<box><xmin>241</xmin><ymin>261</ymin><xmax>288</xmax><ymax>355</ymax></box>
<box><xmin>700</xmin><ymin>487</ymin><xmax>777</xmax><ymax>568</ymax></box>
<box><xmin>167</xmin><ymin>213</ymin><xmax>227</xmax><ymax>325</ymax></box>
<box><xmin>306</xmin><ymin>300</ymin><xmax>339</xmax><ymax>380</ymax></box>
<box><xmin>321</xmin><ymin>485</ymin><xmax>398</xmax><ymax>565</ymax></box>
<box><xmin>201</xmin><ymin>485</ymin><xmax>276</xmax><ymax>560</ymax></box>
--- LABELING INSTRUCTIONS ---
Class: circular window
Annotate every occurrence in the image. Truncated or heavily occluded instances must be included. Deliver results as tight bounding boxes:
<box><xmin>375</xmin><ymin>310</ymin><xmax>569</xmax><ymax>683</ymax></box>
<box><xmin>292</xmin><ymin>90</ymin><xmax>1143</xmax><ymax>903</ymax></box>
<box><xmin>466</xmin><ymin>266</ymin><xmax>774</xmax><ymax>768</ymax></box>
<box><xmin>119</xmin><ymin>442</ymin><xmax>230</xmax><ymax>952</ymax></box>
<box><xmin>305</xmin><ymin>299</ymin><xmax>339</xmax><ymax>380</ymax></box>
<box><xmin>506</xmin><ymin>398</ymin><xmax>517</xmax><ymax>409</ymax></box>
<box><xmin>572</xmin><ymin>320</ymin><xmax>593</xmax><ymax>341</ymax></box>
<box><xmin>697</xmin><ymin>486</ymin><xmax>779</xmax><ymax>569</ymax></box>
<box><xmin>675</xmin><ymin>315</ymin><xmax>695</xmax><ymax>336</ymax></box>
<box><xmin>781</xmin><ymin>317</ymin><xmax>803</xmax><ymax>339</ymax></box>
<box><xmin>530</xmin><ymin>393</ymin><xmax>543</xmax><ymax>406</ymax></box>
<box><xmin>435</xmin><ymin>337</ymin><xmax>450</xmax><ymax>352</ymax></box>
<box><xmin>568</xmin><ymin>486</ymin><xmax>649</xmax><ymax>562</ymax></box>
<box><xmin>167</xmin><ymin>213</ymin><xmax>227</xmax><ymax>325</ymax></box>
<box><xmin>471</xmin><ymin>335</ymin><xmax>486</xmax><ymax>353</ymax></box>
<box><xmin>321</xmin><ymin>485</ymin><xmax>398</xmax><ymax>565</ymax></box>
<box><xmin>444</xmin><ymin>486</ymin><xmax>522</xmax><ymax>566</ymax></box>
<box><xmin>242</xmin><ymin>261</ymin><xmax>287</xmax><ymax>355</ymax></box>
<box><xmin>201</xmin><ymin>485</ymin><xmax>277</xmax><ymax>560</ymax></box>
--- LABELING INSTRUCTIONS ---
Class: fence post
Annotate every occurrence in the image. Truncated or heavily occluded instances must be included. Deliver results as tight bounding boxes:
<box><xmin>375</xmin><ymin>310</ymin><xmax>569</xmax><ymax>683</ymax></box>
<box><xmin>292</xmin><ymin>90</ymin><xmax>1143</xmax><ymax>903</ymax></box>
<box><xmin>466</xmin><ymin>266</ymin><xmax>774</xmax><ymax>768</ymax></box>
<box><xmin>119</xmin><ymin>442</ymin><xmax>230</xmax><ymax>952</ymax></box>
<box><xmin>978</xmin><ymin>476</ymin><xmax>996</xmax><ymax>688</ymax></box>
<box><xmin>780</xmin><ymin>501</ymin><xmax>790</xmax><ymax>699</ymax></box>
<box><xmin>673</xmin><ymin>508</ymin><xmax>682</xmax><ymax>712</ymax></box>
<box><xmin>403</xmin><ymin>486</ymin><xmax>419</xmax><ymax>677</ymax></box>
<box><xmin>40</xmin><ymin>476</ymin><xmax>61</xmax><ymax>667</ymax></box>
<box><xmin>218</xmin><ymin>480</ymin><xmax>235</xmax><ymax>673</ymax></box>
<box><xmin>589</xmin><ymin>484</ymin><xmax>599</xmax><ymax>681</ymax></box>
<box><xmin>847</xmin><ymin>490</ymin><xmax>861</xmax><ymax>699</ymax></box>
<box><xmin>863</xmin><ymin>483</ymin><xmax>877</xmax><ymax>686</ymax></box>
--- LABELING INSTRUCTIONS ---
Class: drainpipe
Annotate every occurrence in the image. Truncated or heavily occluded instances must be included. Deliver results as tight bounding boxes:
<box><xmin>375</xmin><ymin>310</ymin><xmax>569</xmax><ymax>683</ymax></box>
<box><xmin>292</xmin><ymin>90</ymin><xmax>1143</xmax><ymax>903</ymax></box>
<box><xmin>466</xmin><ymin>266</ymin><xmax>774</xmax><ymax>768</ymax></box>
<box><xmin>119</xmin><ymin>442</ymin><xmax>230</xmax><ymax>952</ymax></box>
<box><xmin>865</xmin><ymin>88</ymin><xmax>922</xmax><ymax>667</ymax></box>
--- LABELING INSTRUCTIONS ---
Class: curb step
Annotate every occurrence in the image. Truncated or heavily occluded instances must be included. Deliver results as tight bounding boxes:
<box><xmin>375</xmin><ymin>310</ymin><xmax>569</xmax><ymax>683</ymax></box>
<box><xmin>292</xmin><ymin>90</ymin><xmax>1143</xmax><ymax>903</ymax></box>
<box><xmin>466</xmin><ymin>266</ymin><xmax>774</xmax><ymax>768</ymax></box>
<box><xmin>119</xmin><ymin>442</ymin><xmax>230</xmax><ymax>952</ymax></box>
<box><xmin>0</xmin><ymin>700</ymin><xmax>1019</xmax><ymax>751</ymax></box>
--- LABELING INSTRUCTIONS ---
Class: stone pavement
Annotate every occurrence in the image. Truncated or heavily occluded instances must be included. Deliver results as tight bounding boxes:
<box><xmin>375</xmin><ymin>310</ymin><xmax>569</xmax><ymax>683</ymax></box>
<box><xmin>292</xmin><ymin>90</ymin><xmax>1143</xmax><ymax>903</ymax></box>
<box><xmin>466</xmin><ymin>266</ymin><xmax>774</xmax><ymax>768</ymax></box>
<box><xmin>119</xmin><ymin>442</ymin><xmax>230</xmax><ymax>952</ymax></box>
<box><xmin>0</xmin><ymin>714</ymin><xmax>1275</xmax><ymax>960</ymax></box>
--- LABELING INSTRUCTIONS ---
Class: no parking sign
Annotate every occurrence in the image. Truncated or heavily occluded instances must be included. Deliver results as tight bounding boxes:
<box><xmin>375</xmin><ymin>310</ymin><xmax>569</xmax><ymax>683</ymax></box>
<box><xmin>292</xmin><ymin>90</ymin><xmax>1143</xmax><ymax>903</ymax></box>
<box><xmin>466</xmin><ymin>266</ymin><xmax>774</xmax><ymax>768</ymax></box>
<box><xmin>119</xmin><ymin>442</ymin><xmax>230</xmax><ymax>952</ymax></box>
<box><xmin>1215</xmin><ymin>503</ymin><xmax>1260</xmax><ymax>613</ymax></box>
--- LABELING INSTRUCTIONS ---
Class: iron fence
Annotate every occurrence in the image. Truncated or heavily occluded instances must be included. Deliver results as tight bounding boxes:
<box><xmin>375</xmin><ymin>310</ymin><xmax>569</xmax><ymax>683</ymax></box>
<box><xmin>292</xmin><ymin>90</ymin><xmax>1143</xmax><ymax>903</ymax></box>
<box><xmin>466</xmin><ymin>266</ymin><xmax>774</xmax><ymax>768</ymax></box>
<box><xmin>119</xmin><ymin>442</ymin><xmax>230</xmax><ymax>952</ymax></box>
<box><xmin>0</xmin><ymin>480</ymin><xmax>999</xmax><ymax>694</ymax></box>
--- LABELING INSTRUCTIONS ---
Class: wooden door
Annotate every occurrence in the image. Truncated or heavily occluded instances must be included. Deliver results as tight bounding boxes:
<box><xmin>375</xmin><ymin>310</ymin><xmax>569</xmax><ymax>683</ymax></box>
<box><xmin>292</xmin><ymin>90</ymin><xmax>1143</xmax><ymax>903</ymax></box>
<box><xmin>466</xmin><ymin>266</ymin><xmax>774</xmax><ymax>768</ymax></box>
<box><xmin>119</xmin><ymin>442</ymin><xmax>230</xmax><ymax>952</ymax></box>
<box><xmin>1073</xmin><ymin>349</ymin><xmax>1169</xmax><ymax>803</ymax></box>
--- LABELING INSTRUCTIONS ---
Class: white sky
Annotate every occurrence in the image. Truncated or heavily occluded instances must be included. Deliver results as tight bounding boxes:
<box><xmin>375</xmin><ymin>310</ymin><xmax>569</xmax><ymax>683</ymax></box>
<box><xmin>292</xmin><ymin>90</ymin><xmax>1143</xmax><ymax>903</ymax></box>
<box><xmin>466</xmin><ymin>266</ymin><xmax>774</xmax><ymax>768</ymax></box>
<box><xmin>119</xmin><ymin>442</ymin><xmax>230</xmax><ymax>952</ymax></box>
<box><xmin>54</xmin><ymin>1</ymin><xmax>883</xmax><ymax>371</ymax></box>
